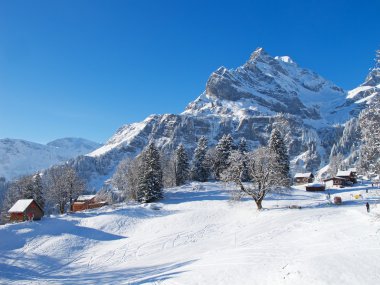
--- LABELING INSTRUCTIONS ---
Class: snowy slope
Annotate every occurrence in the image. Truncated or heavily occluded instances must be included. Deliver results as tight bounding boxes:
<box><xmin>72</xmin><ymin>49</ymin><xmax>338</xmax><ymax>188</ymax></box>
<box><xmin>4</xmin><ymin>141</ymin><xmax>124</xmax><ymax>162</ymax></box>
<box><xmin>0</xmin><ymin>138</ymin><xmax>102</xmax><ymax>180</ymax></box>
<box><xmin>1</xmin><ymin>182</ymin><xmax>380</xmax><ymax>284</ymax></box>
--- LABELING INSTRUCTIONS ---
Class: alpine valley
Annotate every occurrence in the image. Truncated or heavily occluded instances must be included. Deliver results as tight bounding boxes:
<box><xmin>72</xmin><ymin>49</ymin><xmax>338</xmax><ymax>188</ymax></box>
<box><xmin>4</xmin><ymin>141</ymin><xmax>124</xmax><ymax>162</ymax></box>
<box><xmin>14</xmin><ymin>48</ymin><xmax>380</xmax><ymax>189</ymax></box>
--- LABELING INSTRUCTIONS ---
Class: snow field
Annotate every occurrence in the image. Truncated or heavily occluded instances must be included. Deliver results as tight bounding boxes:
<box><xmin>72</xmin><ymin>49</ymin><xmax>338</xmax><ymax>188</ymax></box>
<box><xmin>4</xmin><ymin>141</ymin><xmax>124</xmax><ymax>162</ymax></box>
<box><xmin>1</xmin><ymin>182</ymin><xmax>380</xmax><ymax>284</ymax></box>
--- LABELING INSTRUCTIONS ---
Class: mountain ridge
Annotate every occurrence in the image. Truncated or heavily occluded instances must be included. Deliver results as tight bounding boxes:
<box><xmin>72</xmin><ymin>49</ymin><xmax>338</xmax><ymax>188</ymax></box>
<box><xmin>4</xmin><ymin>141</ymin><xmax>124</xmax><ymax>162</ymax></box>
<box><xmin>0</xmin><ymin>137</ymin><xmax>102</xmax><ymax>180</ymax></box>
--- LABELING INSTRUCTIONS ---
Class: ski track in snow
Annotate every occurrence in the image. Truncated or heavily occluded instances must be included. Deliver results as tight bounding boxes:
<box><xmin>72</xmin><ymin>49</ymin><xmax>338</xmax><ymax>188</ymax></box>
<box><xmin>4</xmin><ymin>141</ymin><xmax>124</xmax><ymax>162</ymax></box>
<box><xmin>1</xmin><ymin>182</ymin><xmax>380</xmax><ymax>284</ymax></box>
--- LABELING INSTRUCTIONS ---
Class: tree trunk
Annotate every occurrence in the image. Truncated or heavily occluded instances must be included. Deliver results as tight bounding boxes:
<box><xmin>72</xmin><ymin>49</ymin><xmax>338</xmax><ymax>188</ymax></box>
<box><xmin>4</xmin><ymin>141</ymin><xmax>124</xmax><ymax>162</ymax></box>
<box><xmin>60</xmin><ymin>203</ymin><xmax>65</xmax><ymax>214</ymax></box>
<box><xmin>255</xmin><ymin>199</ymin><xmax>263</xmax><ymax>210</ymax></box>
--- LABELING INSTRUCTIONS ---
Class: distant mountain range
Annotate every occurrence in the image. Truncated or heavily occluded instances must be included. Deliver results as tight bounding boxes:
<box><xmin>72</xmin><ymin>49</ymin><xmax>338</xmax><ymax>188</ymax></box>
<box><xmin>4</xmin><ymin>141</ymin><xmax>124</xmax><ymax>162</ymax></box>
<box><xmin>0</xmin><ymin>138</ymin><xmax>102</xmax><ymax>180</ymax></box>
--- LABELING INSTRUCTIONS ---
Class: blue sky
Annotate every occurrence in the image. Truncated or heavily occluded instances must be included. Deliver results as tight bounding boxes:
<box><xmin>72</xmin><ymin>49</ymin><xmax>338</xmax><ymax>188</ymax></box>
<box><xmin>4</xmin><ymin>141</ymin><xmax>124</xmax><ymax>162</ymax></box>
<box><xmin>1</xmin><ymin>0</ymin><xmax>379</xmax><ymax>144</ymax></box>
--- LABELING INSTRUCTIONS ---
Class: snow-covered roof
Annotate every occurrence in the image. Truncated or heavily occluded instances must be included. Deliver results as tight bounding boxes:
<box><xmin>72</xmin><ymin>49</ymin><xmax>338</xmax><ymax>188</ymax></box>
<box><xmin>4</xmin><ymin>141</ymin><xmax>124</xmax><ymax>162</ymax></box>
<box><xmin>348</xmin><ymin>168</ymin><xmax>357</xmax><ymax>172</ymax></box>
<box><xmin>336</xmin><ymin>170</ymin><xmax>353</xmax><ymax>177</ymax></box>
<box><xmin>8</xmin><ymin>199</ymin><xmax>34</xmax><ymax>213</ymax></box>
<box><xmin>294</xmin><ymin>172</ymin><xmax>312</xmax><ymax>178</ymax></box>
<box><xmin>324</xmin><ymin>177</ymin><xmax>347</xmax><ymax>181</ymax></box>
<box><xmin>306</xmin><ymin>183</ymin><xmax>324</xmax><ymax>187</ymax></box>
<box><xmin>77</xmin><ymin>195</ymin><xmax>96</xmax><ymax>202</ymax></box>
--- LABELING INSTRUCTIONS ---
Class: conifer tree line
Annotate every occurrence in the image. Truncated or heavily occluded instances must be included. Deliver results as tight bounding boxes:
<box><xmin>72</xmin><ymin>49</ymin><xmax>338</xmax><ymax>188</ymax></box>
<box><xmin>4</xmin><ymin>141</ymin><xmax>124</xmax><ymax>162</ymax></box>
<box><xmin>111</xmin><ymin>129</ymin><xmax>290</xmax><ymax>209</ymax></box>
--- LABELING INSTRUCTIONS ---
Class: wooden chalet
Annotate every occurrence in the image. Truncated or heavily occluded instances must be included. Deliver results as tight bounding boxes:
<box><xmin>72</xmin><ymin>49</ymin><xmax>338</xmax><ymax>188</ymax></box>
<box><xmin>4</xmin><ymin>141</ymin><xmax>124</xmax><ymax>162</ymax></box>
<box><xmin>323</xmin><ymin>177</ymin><xmax>348</xmax><ymax>187</ymax></box>
<box><xmin>305</xmin><ymin>183</ymin><xmax>325</xmax><ymax>192</ymax></box>
<box><xmin>72</xmin><ymin>195</ymin><xmax>107</xmax><ymax>212</ymax></box>
<box><xmin>8</xmin><ymin>199</ymin><xmax>44</xmax><ymax>222</ymax></box>
<box><xmin>294</xmin><ymin>172</ymin><xmax>314</xmax><ymax>185</ymax></box>
<box><xmin>336</xmin><ymin>170</ymin><xmax>357</xmax><ymax>184</ymax></box>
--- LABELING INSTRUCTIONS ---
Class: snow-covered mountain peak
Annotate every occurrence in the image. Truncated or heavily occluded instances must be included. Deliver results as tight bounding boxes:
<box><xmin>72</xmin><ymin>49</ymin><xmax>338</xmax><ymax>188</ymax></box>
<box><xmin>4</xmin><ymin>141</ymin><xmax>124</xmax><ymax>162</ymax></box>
<box><xmin>248</xmin><ymin>47</ymin><xmax>269</xmax><ymax>62</ymax></box>
<box><xmin>65</xmin><ymin>48</ymin><xmax>377</xmax><ymax>189</ymax></box>
<box><xmin>275</xmin><ymin>55</ymin><xmax>296</xmax><ymax>65</ymax></box>
<box><xmin>185</xmin><ymin>47</ymin><xmax>348</xmax><ymax>122</ymax></box>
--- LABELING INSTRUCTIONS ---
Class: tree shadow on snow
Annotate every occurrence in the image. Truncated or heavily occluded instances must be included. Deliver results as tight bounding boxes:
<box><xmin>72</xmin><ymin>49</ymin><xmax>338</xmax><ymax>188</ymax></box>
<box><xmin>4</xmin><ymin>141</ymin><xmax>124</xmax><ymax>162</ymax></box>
<box><xmin>0</xmin><ymin>218</ymin><xmax>126</xmax><ymax>251</ymax></box>
<box><xmin>70</xmin><ymin>203</ymin><xmax>179</xmax><ymax>222</ymax></box>
<box><xmin>0</xmin><ymin>259</ymin><xmax>196</xmax><ymax>285</ymax></box>
<box><xmin>164</xmin><ymin>190</ymin><xmax>230</xmax><ymax>204</ymax></box>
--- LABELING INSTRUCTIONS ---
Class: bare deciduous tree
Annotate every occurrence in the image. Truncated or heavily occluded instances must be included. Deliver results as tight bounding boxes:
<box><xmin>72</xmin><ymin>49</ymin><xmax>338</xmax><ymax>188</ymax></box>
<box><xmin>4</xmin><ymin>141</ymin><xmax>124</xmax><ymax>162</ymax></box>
<box><xmin>222</xmin><ymin>147</ymin><xmax>286</xmax><ymax>210</ymax></box>
<box><xmin>45</xmin><ymin>165</ymin><xmax>85</xmax><ymax>214</ymax></box>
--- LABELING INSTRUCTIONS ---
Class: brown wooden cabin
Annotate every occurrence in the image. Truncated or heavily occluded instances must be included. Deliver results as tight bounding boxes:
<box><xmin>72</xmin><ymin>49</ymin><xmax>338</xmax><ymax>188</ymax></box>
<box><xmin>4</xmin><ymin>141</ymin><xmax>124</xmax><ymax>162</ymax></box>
<box><xmin>305</xmin><ymin>183</ymin><xmax>325</xmax><ymax>191</ymax></box>
<box><xmin>323</xmin><ymin>177</ymin><xmax>348</xmax><ymax>187</ymax></box>
<box><xmin>294</xmin><ymin>172</ymin><xmax>314</xmax><ymax>185</ymax></box>
<box><xmin>72</xmin><ymin>195</ymin><xmax>107</xmax><ymax>212</ymax></box>
<box><xmin>336</xmin><ymin>170</ymin><xmax>357</xmax><ymax>184</ymax></box>
<box><xmin>8</xmin><ymin>199</ymin><xmax>44</xmax><ymax>222</ymax></box>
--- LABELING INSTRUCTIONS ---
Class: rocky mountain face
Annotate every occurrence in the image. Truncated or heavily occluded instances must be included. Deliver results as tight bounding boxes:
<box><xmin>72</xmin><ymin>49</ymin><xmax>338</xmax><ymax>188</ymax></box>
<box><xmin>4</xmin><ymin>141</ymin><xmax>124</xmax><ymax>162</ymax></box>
<box><xmin>71</xmin><ymin>48</ymin><xmax>378</xmax><ymax>189</ymax></box>
<box><xmin>328</xmin><ymin>54</ymin><xmax>380</xmax><ymax>171</ymax></box>
<box><xmin>0</xmin><ymin>138</ymin><xmax>102</xmax><ymax>180</ymax></box>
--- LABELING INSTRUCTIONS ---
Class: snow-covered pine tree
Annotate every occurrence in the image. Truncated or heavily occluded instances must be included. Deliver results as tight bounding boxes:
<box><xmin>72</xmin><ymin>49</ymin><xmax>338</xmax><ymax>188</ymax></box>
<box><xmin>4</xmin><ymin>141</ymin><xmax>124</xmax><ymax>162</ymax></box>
<box><xmin>214</xmin><ymin>134</ymin><xmax>234</xmax><ymax>179</ymax></box>
<box><xmin>33</xmin><ymin>173</ymin><xmax>45</xmax><ymax>209</ymax></box>
<box><xmin>174</xmin><ymin>144</ymin><xmax>189</xmax><ymax>186</ymax></box>
<box><xmin>238</xmin><ymin>137</ymin><xmax>249</xmax><ymax>181</ymax></box>
<box><xmin>358</xmin><ymin>97</ymin><xmax>380</xmax><ymax>176</ymax></box>
<box><xmin>238</xmin><ymin>137</ymin><xmax>248</xmax><ymax>153</ymax></box>
<box><xmin>137</xmin><ymin>142</ymin><xmax>163</xmax><ymax>203</ymax></box>
<box><xmin>191</xmin><ymin>136</ymin><xmax>209</xmax><ymax>182</ymax></box>
<box><xmin>268</xmin><ymin>128</ymin><xmax>290</xmax><ymax>187</ymax></box>
<box><xmin>22</xmin><ymin>176</ymin><xmax>35</xmax><ymax>200</ymax></box>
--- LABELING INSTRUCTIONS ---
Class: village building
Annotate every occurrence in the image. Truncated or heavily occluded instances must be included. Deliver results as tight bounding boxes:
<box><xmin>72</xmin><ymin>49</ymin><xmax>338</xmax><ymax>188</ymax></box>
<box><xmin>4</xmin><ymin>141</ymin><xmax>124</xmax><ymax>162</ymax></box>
<box><xmin>305</xmin><ymin>183</ymin><xmax>325</xmax><ymax>191</ymax></box>
<box><xmin>72</xmin><ymin>195</ymin><xmax>107</xmax><ymax>212</ymax></box>
<box><xmin>8</xmin><ymin>199</ymin><xmax>44</xmax><ymax>222</ymax></box>
<box><xmin>336</xmin><ymin>170</ymin><xmax>357</xmax><ymax>184</ymax></box>
<box><xmin>323</xmin><ymin>177</ymin><xmax>348</xmax><ymax>187</ymax></box>
<box><xmin>293</xmin><ymin>172</ymin><xmax>314</xmax><ymax>185</ymax></box>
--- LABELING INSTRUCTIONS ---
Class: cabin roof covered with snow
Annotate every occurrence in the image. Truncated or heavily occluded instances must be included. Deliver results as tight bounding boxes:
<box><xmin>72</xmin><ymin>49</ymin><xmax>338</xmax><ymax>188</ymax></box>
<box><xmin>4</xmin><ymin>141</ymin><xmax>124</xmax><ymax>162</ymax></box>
<box><xmin>294</xmin><ymin>172</ymin><xmax>312</xmax><ymax>178</ymax></box>
<box><xmin>323</xmin><ymin>177</ymin><xmax>347</xmax><ymax>182</ymax></box>
<box><xmin>337</xmin><ymin>170</ymin><xmax>353</xmax><ymax>177</ymax></box>
<box><xmin>76</xmin><ymin>195</ymin><xmax>96</xmax><ymax>202</ymax></box>
<box><xmin>8</xmin><ymin>199</ymin><xmax>34</xmax><ymax>213</ymax></box>
<box><xmin>307</xmin><ymin>183</ymin><xmax>324</xmax><ymax>187</ymax></box>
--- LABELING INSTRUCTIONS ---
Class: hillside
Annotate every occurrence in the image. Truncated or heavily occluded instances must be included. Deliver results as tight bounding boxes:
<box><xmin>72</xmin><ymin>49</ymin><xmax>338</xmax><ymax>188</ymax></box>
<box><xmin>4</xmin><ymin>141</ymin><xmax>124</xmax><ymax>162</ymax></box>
<box><xmin>0</xmin><ymin>138</ymin><xmax>102</xmax><ymax>180</ymax></box>
<box><xmin>1</xmin><ymin>182</ymin><xmax>380</xmax><ymax>284</ymax></box>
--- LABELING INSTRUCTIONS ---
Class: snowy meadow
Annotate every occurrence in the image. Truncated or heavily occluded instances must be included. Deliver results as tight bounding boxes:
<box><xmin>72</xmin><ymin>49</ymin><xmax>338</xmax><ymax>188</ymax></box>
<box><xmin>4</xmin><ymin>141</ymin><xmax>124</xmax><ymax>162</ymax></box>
<box><xmin>1</xmin><ymin>182</ymin><xmax>380</xmax><ymax>285</ymax></box>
